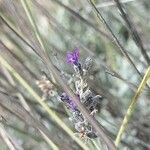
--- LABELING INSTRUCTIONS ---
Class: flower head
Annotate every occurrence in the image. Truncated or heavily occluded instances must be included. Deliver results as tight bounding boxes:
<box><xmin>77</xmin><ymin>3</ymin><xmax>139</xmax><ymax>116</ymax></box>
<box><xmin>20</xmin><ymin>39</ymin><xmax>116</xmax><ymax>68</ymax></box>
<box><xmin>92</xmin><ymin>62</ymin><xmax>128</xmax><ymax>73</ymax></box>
<box><xmin>60</xmin><ymin>93</ymin><xmax>77</xmax><ymax>110</ymax></box>
<box><xmin>66</xmin><ymin>48</ymin><xmax>80</xmax><ymax>65</ymax></box>
<box><xmin>68</xmin><ymin>101</ymin><xmax>77</xmax><ymax>110</ymax></box>
<box><xmin>60</xmin><ymin>93</ymin><xmax>70</xmax><ymax>102</ymax></box>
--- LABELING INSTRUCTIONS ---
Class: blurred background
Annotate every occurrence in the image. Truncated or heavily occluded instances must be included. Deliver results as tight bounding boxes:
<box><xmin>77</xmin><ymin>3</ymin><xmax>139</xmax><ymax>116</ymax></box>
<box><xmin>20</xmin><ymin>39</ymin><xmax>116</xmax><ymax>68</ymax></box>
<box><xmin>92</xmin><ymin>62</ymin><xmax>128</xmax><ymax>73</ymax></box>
<box><xmin>0</xmin><ymin>0</ymin><xmax>150</xmax><ymax>149</ymax></box>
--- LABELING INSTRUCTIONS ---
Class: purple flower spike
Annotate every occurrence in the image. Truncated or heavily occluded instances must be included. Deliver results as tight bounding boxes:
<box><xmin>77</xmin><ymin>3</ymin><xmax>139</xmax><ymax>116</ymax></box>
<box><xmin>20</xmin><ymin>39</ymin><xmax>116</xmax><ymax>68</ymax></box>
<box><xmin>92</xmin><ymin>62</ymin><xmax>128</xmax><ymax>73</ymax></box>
<box><xmin>60</xmin><ymin>93</ymin><xmax>70</xmax><ymax>102</ymax></box>
<box><xmin>60</xmin><ymin>93</ymin><xmax>77</xmax><ymax>111</ymax></box>
<box><xmin>68</xmin><ymin>101</ymin><xmax>77</xmax><ymax>111</ymax></box>
<box><xmin>66</xmin><ymin>48</ymin><xmax>80</xmax><ymax>65</ymax></box>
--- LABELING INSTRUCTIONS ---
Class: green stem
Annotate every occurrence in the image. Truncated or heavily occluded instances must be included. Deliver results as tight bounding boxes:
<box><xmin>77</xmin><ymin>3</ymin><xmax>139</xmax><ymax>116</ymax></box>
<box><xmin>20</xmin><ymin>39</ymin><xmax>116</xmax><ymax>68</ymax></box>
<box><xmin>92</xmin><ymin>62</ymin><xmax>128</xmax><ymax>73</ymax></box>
<box><xmin>115</xmin><ymin>66</ymin><xmax>150</xmax><ymax>146</ymax></box>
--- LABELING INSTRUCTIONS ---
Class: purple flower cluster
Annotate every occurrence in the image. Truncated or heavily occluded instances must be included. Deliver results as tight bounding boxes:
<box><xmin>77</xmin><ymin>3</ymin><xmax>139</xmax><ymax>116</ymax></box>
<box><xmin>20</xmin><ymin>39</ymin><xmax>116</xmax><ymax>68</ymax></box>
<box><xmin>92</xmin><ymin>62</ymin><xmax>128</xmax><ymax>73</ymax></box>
<box><xmin>59</xmin><ymin>47</ymin><xmax>102</xmax><ymax>139</ymax></box>
<box><xmin>60</xmin><ymin>93</ymin><xmax>77</xmax><ymax>111</ymax></box>
<box><xmin>66</xmin><ymin>48</ymin><xmax>80</xmax><ymax>65</ymax></box>
<box><xmin>38</xmin><ymin>48</ymin><xmax>102</xmax><ymax>139</ymax></box>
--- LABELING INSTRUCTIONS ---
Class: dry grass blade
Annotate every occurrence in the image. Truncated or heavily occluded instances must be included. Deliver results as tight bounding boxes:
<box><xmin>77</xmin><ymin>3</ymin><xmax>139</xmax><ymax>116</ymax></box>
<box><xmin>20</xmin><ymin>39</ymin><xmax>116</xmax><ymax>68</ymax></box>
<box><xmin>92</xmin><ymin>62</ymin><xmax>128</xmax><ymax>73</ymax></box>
<box><xmin>113</xmin><ymin>0</ymin><xmax>150</xmax><ymax>65</ymax></box>
<box><xmin>96</xmin><ymin>0</ymin><xmax>135</xmax><ymax>8</ymax></box>
<box><xmin>0</xmin><ymin>94</ymin><xmax>59</xmax><ymax>150</ymax></box>
<box><xmin>0</xmin><ymin>123</ymin><xmax>19</xmax><ymax>150</ymax></box>
<box><xmin>0</xmin><ymin>13</ymin><xmax>43</xmax><ymax>61</ymax></box>
<box><xmin>50</xmin><ymin>0</ymin><xmax>112</xmax><ymax>41</ymax></box>
<box><xmin>88</xmin><ymin>0</ymin><xmax>143</xmax><ymax>79</ymax></box>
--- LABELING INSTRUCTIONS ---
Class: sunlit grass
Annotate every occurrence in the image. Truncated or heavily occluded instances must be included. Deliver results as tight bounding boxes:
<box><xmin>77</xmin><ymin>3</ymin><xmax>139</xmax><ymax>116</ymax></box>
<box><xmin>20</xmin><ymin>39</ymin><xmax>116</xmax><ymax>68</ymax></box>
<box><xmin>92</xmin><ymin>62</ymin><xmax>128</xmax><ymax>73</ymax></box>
<box><xmin>115</xmin><ymin>67</ymin><xmax>150</xmax><ymax>146</ymax></box>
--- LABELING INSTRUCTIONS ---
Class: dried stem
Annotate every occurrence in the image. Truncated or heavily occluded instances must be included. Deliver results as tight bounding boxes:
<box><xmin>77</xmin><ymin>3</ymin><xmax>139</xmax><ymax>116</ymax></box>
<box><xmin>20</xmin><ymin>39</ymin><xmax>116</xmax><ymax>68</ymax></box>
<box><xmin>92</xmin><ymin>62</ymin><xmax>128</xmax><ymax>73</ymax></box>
<box><xmin>0</xmin><ymin>123</ymin><xmax>18</xmax><ymax>150</ymax></box>
<box><xmin>88</xmin><ymin>0</ymin><xmax>142</xmax><ymax>78</ymax></box>
<box><xmin>0</xmin><ymin>13</ymin><xmax>43</xmax><ymax>61</ymax></box>
<box><xmin>113</xmin><ymin>0</ymin><xmax>150</xmax><ymax>65</ymax></box>
<box><xmin>0</xmin><ymin>94</ymin><xmax>59</xmax><ymax>150</ymax></box>
<box><xmin>50</xmin><ymin>0</ymin><xmax>112</xmax><ymax>41</ymax></box>
<box><xmin>96</xmin><ymin>0</ymin><xmax>136</xmax><ymax>8</ymax></box>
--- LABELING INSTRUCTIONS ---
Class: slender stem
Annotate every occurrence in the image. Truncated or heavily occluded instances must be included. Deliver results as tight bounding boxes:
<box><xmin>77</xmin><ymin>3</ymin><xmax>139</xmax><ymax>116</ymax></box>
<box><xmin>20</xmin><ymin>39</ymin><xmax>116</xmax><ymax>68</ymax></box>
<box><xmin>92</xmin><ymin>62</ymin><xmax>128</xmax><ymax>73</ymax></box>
<box><xmin>0</xmin><ymin>124</ymin><xmax>17</xmax><ymax>150</ymax></box>
<box><xmin>96</xmin><ymin>0</ymin><xmax>136</xmax><ymax>8</ymax></box>
<box><xmin>113</xmin><ymin>0</ymin><xmax>150</xmax><ymax>65</ymax></box>
<box><xmin>115</xmin><ymin>66</ymin><xmax>150</xmax><ymax>146</ymax></box>
<box><xmin>92</xmin><ymin>140</ymin><xmax>100</xmax><ymax>150</ymax></box>
<box><xmin>0</xmin><ymin>97</ymin><xmax>59</xmax><ymax>150</ymax></box>
<box><xmin>0</xmin><ymin>13</ymin><xmax>42</xmax><ymax>60</ymax></box>
<box><xmin>50</xmin><ymin>0</ymin><xmax>112</xmax><ymax>41</ymax></box>
<box><xmin>88</xmin><ymin>0</ymin><xmax>142</xmax><ymax>79</ymax></box>
<box><xmin>39</xmin><ymin>129</ymin><xmax>59</xmax><ymax>150</ymax></box>
<box><xmin>20</xmin><ymin>0</ymin><xmax>116</xmax><ymax>149</ymax></box>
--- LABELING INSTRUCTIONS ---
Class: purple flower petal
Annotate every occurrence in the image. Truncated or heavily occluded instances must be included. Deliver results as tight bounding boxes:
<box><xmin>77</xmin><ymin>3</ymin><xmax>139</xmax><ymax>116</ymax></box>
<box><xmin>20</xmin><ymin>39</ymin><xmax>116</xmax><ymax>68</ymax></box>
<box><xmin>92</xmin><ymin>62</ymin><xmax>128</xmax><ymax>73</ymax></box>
<box><xmin>66</xmin><ymin>48</ymin><xmax>80</xmax><ymax>65</ymax></box>
<box><xmin>60</xmin><ymin>93</ymin><xmax>79</xmax><ymax>111</ymax></box>
<box><xmin>60</xmin><ymin>93</ymin><xmax>69</xmax><ymax>102</ymax></box>
<box><xmin>68</xmin><ymin>100</ymin><xmax>77</xmax><ymax>110</ymax></box>
<box><xmin>73</xmin><ymin>48</ymin><xmax>79</xmax><ymax>59</ymax></box>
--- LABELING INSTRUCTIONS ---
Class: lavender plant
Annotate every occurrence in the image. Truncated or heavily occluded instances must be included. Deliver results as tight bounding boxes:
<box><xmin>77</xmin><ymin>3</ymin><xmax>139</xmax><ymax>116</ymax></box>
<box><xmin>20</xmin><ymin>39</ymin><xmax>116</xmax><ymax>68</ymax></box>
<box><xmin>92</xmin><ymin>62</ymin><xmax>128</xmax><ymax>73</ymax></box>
<box><xmin>1</xmin><ymin>0</ymin><xmax>150</xmax><ymax>149</ymax></box>
<box><xmin>37</xmin><ymin>48</ymin><xmax>103</xmax><ymax>140</ymax></box>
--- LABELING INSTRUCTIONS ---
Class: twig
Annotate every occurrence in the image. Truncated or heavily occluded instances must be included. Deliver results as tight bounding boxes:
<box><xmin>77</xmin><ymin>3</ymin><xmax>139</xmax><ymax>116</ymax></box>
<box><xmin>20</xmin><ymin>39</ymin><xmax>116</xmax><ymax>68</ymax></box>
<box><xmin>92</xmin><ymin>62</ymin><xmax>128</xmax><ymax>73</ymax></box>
<box><xmin>114</xmin><ymin>0</ymin><xmax>150</xmax><ymax>65</ymax></box>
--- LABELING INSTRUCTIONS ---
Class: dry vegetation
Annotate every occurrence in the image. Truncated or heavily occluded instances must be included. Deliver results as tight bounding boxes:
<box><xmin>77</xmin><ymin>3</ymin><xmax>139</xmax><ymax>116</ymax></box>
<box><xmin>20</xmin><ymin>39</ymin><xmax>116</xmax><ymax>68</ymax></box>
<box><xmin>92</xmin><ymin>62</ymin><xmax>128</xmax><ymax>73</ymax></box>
<box><xmin>0</xmin><ymin>0</ymin><xmax>150</xmax><ymax>150</ymax></box>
